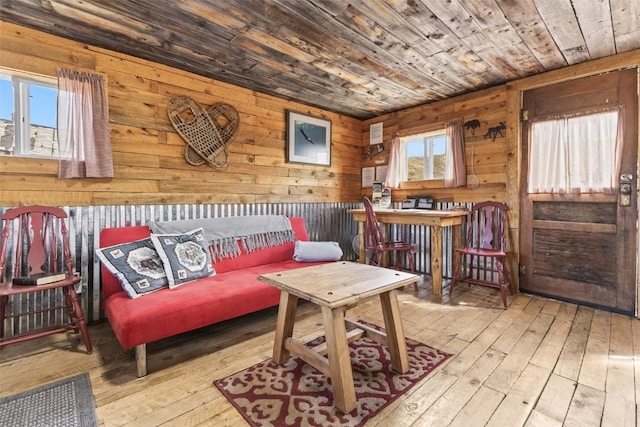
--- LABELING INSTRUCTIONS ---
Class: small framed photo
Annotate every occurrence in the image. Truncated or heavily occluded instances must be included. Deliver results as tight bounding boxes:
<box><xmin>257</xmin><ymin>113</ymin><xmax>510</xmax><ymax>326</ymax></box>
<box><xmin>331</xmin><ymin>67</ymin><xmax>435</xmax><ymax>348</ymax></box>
<box><xmin>286</xmin><ymin>110</ymin><xmax>331</xmax><ymax>166</ymax></box>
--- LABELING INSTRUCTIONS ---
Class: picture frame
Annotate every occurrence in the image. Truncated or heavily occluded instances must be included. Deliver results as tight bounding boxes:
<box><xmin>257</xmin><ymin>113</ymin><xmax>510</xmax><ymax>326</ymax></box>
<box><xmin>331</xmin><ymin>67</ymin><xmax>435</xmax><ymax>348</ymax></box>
<box><xmin>286</xmin><ymin>110</ymin><xmax>331</xmax><ymax>166</ymax></box>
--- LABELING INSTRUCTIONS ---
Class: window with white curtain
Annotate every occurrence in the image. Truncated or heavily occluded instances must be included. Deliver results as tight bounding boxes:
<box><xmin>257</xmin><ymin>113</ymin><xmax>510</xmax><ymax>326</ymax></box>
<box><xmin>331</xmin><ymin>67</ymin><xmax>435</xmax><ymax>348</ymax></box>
<box><xmin>528</xmin><ymin>110</ymin><xmax>621</xmax><ymax>194</ymax></box>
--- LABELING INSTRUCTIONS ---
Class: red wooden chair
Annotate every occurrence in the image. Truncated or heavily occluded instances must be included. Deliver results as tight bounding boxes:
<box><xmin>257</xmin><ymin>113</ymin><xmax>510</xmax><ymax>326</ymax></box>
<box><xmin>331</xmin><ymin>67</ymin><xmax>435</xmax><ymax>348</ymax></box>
<box><xmin>362</xmin><ymin>196</ymin><xmax>417</xmax><ymax>288</ymax></box>
<box><xmin>0</xmin><ymin>205</ymin><xmax>92</xmax><ymax>353</ymax></box>
<box><xmin>450</xmin><ymin>201</ymin><xmax>512</xmax><ymax>308</ymax></box>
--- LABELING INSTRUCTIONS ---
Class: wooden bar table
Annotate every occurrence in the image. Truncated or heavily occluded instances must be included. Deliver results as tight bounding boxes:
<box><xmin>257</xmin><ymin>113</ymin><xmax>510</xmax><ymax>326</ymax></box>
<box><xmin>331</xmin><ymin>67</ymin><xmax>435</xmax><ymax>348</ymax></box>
<box><xmin>348</xmin><ymin>208</ymin><xmax>468</xmax><ymax>295</ymax></box>
<box><xmin>258</xmin><ymin>261</ymin><xmax>419</xmax><ymax>413</ymax></box>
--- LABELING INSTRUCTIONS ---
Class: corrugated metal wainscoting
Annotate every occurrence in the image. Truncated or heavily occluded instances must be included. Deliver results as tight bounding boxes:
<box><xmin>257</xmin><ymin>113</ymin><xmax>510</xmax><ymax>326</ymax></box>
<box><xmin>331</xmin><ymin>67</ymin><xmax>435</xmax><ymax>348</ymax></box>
<box><xmin>0</xmin><ymin>201</ymin><xmax>467</xmax><ymax>337</ymax></box>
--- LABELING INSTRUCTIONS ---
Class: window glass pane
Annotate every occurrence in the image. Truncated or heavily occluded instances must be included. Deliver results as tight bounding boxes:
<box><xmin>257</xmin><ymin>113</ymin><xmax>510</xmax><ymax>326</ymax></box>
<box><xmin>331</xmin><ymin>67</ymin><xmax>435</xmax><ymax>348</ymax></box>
<box><xmin>406</xmin><ymin>139</ymin><xmax>424</xmax><ymax>181</ymax></box>
<box><xmin>428</xmin><ymin>134</ymin><xmax>446</xmax><ymax>179</ymax></box>
<box><xmin>28</xmin><ymin>83</ymin><xmax>58</xmax><ymax>157</ymax></box>
<box><xmin>405</xmin><ymin>131</ymin><xmax>446</xmax><ymax>181</ymax></box>
<box><xmin>0</xmin><ymin>76</ymin><xmax>14</xmax><ymax>155</ymax></box>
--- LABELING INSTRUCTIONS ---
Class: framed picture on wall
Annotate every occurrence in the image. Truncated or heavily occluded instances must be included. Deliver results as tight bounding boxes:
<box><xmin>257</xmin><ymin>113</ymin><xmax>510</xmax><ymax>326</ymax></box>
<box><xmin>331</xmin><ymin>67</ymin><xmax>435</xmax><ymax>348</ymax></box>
<box><xmin>286</xmin><ymin>110</ymin><xmax>331</xmax><ymax>166</ymax></box>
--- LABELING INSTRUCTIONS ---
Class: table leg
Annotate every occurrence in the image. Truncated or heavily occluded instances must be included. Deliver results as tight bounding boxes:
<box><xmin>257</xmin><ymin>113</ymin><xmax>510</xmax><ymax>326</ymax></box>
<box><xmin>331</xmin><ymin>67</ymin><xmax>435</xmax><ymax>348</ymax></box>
<box><xmin>357</xmin><ymin>222</ymin><xmax>365</xmax><ymax>264</ymax></box>
<box><xmin>452</xmin><ymin>223</ymin><xmax>463</xmax><ymax>251</ymax></box>
<box><xmin>379</xmin><ymin>289</ymin><xmax>409</xmax><ymax>373</ymax></box>
<box><xmin>321</xmin><ymin>305</ymin><xmax>356</xmax><ymax>413</ymax></box>
<box><xmin>430</xmin><ymin>225</ymin><xmax>443</xmax><ymax>295</ymax></box>
<box><xmin>273</xmin><ymin>291</ymin><xmax>298</xmax><ymax>364</ymax></box>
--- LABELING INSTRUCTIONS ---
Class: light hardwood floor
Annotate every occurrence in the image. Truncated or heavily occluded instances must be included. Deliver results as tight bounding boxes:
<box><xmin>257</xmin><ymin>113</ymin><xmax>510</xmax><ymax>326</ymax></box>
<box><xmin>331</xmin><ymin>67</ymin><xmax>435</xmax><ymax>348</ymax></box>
<box><xmin>0</xmin><ymin>281</ymin><xmax>638</xmax><ymax>426</ymax></box>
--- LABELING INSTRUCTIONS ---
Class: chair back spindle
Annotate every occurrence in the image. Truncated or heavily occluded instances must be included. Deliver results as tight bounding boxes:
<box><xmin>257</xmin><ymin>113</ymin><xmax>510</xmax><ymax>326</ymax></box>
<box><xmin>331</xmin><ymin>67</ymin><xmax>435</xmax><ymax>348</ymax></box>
<box><xmin>0</xmin><ymin>206</ymin><xmax>72</xmax><ymax>281</ymax></box>
<box><xmin>363</xmin><ymin>197</ymin><xmax>384</xmax><ymax>249</ymax></box>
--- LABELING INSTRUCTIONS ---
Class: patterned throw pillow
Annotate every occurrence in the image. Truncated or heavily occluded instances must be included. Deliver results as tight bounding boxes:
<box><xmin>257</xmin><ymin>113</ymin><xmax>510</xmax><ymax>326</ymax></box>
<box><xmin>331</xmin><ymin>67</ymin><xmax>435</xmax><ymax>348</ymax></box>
<box><xmin>96</xmin><ymin>238</ymin><xmax>169</xmax><ymax>298</ymax></box>
<box><xmin>150</xmin><ymin>228</ymin><xmax>215</xmax><ymax>288</ymax></box>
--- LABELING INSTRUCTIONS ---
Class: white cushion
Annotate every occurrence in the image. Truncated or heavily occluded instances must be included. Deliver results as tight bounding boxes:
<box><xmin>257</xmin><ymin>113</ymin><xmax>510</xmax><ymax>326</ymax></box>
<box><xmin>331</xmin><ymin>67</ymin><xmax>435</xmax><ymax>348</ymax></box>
<box><xmin>293</xmin><ymin>240</ymin><xmax>343</xmax><ymax>262</ymax></box>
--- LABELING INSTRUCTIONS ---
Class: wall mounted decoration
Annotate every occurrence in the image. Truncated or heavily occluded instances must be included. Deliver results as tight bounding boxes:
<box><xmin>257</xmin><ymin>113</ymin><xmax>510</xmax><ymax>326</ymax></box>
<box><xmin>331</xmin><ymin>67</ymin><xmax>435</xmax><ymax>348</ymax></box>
<box><xmin>184</xmin><ymin>103</ymin><xmax>239</xmax><ymax>167</ymax></box>
<box><xmin>365</xmin><ymin>143</ymin><xmax>384</xmax><ymax>159</ymax></box>
<box><xmin>463</xmin><ymin>119</ymin><xmax>481</xmax><ymax>134</ymax></box>
<box><xmin>484</xmin><ymin>122</ymin><xmax>506</xmax><ymax>141</ymax></box>
<box><xmin>286</xmin><ymin>110</ymin><xmax>331</xmax><ymax>166</ymax></box>
<box><xmin>168</xmin><ymin>97</ymin><xmax>239</xmax><ymax>169</ymax></box>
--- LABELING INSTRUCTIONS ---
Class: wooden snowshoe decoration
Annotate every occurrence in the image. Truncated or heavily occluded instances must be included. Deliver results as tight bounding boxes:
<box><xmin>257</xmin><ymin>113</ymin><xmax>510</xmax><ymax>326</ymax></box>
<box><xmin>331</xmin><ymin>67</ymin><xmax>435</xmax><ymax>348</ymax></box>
<box><xmin>167</xmin><ymin>97</ymin><xmax>239</xmax><ymax>169</ymax></box>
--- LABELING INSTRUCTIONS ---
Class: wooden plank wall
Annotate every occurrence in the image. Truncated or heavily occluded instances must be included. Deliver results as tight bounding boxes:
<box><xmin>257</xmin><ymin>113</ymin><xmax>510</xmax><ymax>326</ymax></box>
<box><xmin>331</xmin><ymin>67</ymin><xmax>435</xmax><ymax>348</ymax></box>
<box><xmin>0</xmin><ymin>22</ymin><xmax>363</xmax><ymax>206</ymax></box>
<box><xmin>361</xmin><ymin>85</ymin><xmax>510</xmax><ymax>205</ymax></box>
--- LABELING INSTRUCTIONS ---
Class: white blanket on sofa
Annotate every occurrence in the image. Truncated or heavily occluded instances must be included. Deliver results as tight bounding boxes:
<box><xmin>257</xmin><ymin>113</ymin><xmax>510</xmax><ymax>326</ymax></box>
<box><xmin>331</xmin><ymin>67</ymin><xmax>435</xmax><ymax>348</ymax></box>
<box><xmin>148</xmin><ymin>215</ymin><xmax>294</xmax><ymax>261</ymax></box>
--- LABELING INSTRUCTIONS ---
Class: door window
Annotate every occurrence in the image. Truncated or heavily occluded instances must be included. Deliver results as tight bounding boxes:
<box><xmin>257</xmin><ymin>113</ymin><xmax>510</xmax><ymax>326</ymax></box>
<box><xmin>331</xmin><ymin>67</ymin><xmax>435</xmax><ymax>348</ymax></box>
<box><xmin>528</xmin><ymin>110</ymin><xmax>620</xmax><ymax>194</ymax></box>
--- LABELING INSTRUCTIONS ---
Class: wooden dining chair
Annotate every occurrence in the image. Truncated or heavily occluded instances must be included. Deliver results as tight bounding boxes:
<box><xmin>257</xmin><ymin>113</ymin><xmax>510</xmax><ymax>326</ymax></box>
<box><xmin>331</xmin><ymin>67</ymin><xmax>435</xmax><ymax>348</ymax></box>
<box><xmin>449</xmin><ymin>201</ymin><xmax>512</xmax><ymax>308</ymax></box>
<box><xmin>0</xmin><ymin>205</ymin><xmax>92</xmax><ymax>353</ymax></box>
<box><xmin>362</xmin><ymin>196</ymin><xmax>417</xmax><ymax>289</ymax></box>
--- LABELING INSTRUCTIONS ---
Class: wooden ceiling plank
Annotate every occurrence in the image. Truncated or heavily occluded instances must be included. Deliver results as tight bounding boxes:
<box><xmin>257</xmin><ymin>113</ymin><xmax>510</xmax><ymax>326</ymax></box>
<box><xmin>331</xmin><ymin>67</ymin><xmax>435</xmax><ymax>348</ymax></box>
<box><xmin>346</xmin><ymin>0</ymin><xmax>494</xmax><ymax>91</ymax></box>
<box><xmin>609</xmin><ymin>0</ymin><xmax>640</xmax><ymax>52</ymax></box>
<box><xmin>495</xmin><ymin>0</ymin><xmax>568</xmax><ymax>69</ymax></box>
<box><xmin>414</xmin><ymin>0</ymin><xmax>519</xmax><ymax>81</ymax></box>
<box><xmin>325</xmin><ymin>3</ymin><xmax>461</xmax><ymax>92</ymax></box>
<box><xmin>572</xmin><ymin>0</ymin><xmax>617</xmax><ymax>59</ymax></box>
<box><xmin>51</xmin><ymin>0</ymin><xmax>164</xmax><ymax>47</ymax></box>
<box><xmin>533</xmin><ymin>0</ymin><xmax>591</xmax><ymax>65</ymax></box>
<box><xmin>274</xmin><ymin>0</ymin><xmax>458</xmax><ymax>94</ymax></box>
<box><xmin>240</xmin><ymin>27</ymin><xmax>318</xmax><ymax>64</ymax></box>
<box><xmin>346</xmin><ymin>0</ymin><xmax>443</xmax><ymax>56</ymax></box>
<box><xmin>377</xmin><ymin>0</ymin><xmax>499</xmax><ymax>83</ymax></box>
<box><xmin>177</xmin><ymin>2</ymin><xmax>247</xmax><ymax>35</ymax></box>
<box><xmin>456</xmin><ymin>0</ymin><xmax>544</xmax><ymax>75</ymax></box>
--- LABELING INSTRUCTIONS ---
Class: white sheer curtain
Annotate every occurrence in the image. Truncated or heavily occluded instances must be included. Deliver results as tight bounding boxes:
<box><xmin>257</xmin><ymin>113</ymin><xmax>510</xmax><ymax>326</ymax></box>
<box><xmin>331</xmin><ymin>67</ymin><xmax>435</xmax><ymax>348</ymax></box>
<box><xmin>528</xmin><ymin>110</ymin><xmax>621</xmax><ymax>194</ymax></box>
<box><xmin>444</xmin><ymin>119</ymin><xmax>466</xmax><ymax>187</ymax></box>
<box><xmin>57</xmin><ymin>68</ymin><xmax>113</xmax><ymax>178</ymax></box>
<box><xmin>385</xmin><ymin>132</ymin><xmax>406</xmax><ymax>188</ymax></box>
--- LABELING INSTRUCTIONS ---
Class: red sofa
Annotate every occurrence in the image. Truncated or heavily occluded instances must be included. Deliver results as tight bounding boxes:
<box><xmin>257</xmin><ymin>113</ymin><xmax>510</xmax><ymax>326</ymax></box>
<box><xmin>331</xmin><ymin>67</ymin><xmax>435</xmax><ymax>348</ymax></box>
<box><xmin>99</xmin><ymin>217</ymin><xmax>327</xmax><ymax>377</ymax></box>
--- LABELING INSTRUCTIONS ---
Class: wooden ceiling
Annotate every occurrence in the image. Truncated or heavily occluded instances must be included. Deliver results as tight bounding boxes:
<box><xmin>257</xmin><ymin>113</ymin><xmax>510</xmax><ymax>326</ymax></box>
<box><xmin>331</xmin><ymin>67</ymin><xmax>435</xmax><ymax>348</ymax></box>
<box><xmin>1</xmin><ymin>0</ymin><xmax>638</xmax><ymax>119</ymax></box>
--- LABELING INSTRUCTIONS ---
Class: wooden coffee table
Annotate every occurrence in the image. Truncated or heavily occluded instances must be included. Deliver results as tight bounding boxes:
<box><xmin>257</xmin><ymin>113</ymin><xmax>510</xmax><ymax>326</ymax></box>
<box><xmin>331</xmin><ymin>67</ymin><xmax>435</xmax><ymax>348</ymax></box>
<box><xmin>258</xmin><ymin>261</ymin><xmax>420</xmax><ymax>413</ymax></box>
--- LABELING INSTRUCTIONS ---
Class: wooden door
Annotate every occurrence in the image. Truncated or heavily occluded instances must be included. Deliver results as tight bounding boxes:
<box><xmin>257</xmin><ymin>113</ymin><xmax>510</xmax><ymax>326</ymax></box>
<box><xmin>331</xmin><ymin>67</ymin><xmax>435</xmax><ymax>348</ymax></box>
<box><xmin>520</xmin><ymin>68</ymin><xmax>638</xmax><ymax>315</ymax></box>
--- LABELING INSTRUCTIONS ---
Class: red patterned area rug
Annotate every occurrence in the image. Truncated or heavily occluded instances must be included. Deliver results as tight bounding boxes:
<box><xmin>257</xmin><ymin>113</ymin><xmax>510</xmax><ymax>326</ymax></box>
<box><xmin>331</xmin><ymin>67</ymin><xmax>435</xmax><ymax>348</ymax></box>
<box><xmin>214</xmin><ymin>324</ymin><xmax>452</xmax><ymax>426</ymax></box>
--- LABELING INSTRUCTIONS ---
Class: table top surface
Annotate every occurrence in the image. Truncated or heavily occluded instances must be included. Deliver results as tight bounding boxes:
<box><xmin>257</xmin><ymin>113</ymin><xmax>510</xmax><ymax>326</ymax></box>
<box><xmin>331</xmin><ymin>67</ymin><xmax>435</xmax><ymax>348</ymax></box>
<box><xmin>349</xmin><ymin>208</ymin><xmax>468</xmax><ymax>227</ymax></box>
<box><xmin>348</xmin><ymin>208</ymin><xmax>469</xmax><ymax>217</ymax></box>
<box><xmin>258</xmin><ymin>261</ymin><xmax>419</xmax><ymax>308</ymax></box>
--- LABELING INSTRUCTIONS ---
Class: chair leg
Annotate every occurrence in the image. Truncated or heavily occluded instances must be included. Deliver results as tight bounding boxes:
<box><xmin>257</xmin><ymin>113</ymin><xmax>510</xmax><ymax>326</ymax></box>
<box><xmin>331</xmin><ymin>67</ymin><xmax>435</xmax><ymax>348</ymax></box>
<box><xmin>497</xmin><ymin>258</ymin><xmax>509</xmax><ymax>309</ymax></box>
<box><xmin>372</xmin><ymin>250</ymin><xmax>382</xmax><ymax>267</ymax></box>
<box><xmin>449</xmin><ymin>252</ymin><xmax>463</xmax><ymax>296</ymax></box>
<box><xmin>0</xmin><ymin>295</ymin><xmax>8</xmax><ymax>339</ymax></box>
<box><xmin>407</xmin><ymin>250</ymin><xmax>415</xmax><ymax>272</ymax></box>
<box><xmin>405</xmin><ymin>250</ymin><xmax>418</xmax><ymax>291</ymax></box>
<box><xmin>62</xmin><ymin>285</ymin><xmax>93</xmax><ymax>354</ymax></box>
<box><xmin>503</xmin><ymin>261</ymin><xmax>513</xmax><ymax>294</ymax></box>
<box><xmin>499</xmin><ymin>285</ymin><xmax>508</xmax><ymax>308</ymax></box>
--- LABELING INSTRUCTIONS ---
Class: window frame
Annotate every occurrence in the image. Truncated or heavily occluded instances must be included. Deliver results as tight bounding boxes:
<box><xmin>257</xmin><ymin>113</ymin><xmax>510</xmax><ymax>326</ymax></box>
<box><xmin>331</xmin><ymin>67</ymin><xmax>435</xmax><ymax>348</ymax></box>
<box><xmin>399</xmin><ymin>128</ymin><xmax>447</xmax><ymax>185</ymax></box>
<box><xmin>0</xmin><ymin>70</ymin><xmax>58</xmax><ymax>158</ymax></box>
